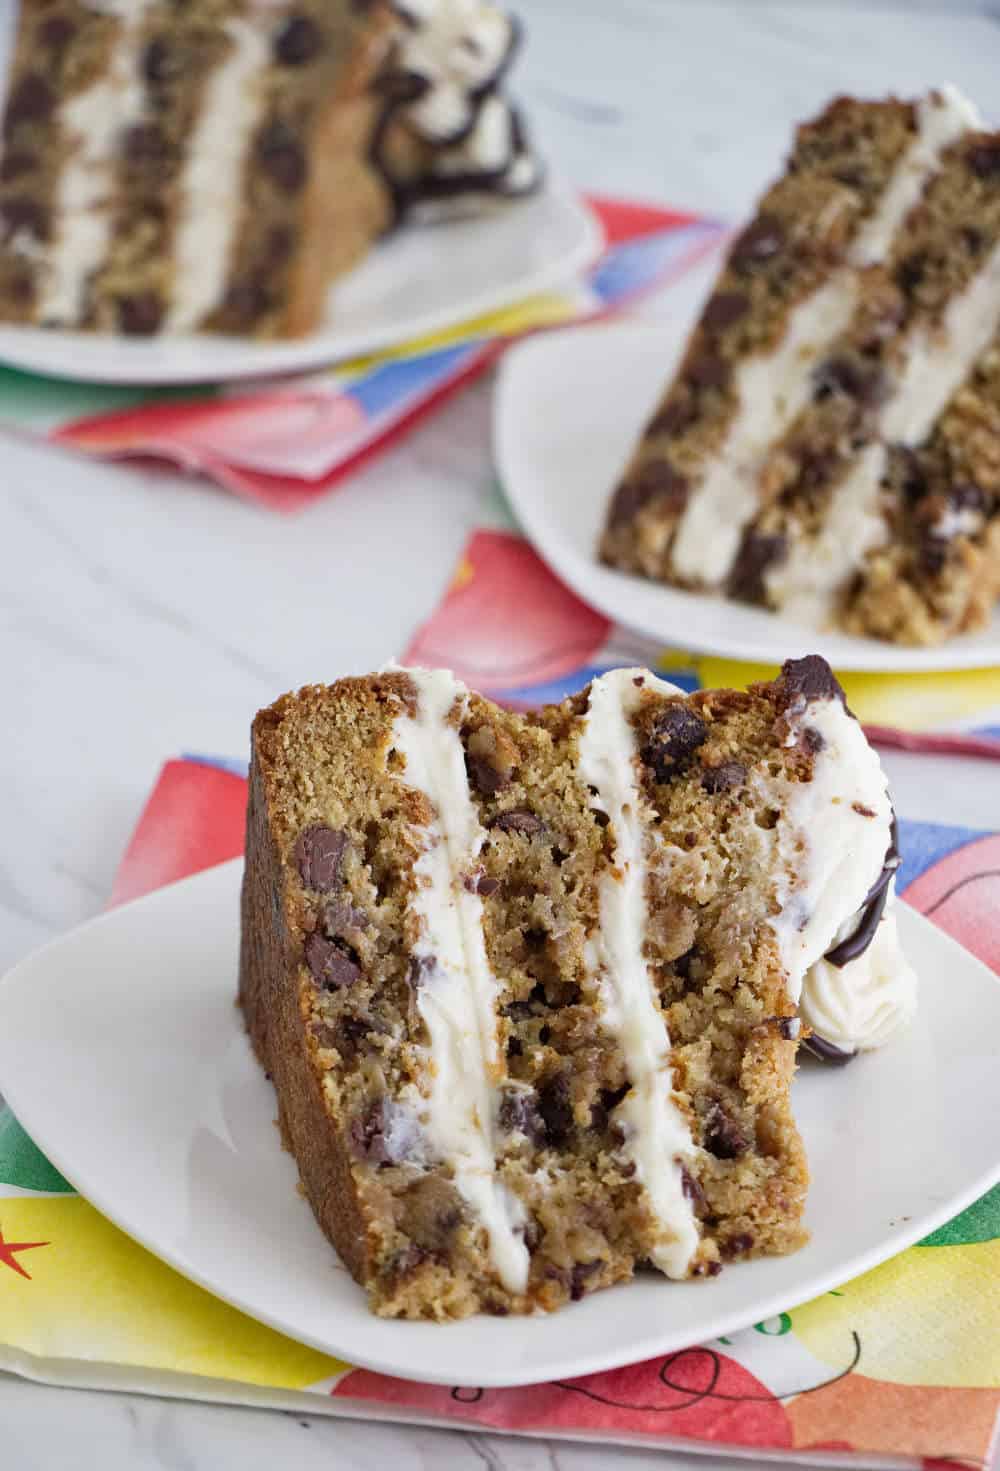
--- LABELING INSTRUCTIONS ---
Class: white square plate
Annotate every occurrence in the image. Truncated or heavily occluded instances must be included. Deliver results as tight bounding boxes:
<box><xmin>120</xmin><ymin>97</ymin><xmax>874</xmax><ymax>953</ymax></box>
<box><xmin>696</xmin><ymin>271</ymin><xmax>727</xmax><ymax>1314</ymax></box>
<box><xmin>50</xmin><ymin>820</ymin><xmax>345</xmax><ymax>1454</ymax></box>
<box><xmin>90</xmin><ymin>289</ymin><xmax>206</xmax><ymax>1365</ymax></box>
<box><xmin>0</xmin><ymin>179</ymin><xmax>602</xmax><ymax>386</ymax></box>
<box><xmin>494</xmin><ymin>321</ymin><xmax>1000</xmax><ymax>673</ymax></box>
<box><xmin>1</xmin><ymin>858</ymin><xmax>998</xmax><ymax>1388</ymax></box>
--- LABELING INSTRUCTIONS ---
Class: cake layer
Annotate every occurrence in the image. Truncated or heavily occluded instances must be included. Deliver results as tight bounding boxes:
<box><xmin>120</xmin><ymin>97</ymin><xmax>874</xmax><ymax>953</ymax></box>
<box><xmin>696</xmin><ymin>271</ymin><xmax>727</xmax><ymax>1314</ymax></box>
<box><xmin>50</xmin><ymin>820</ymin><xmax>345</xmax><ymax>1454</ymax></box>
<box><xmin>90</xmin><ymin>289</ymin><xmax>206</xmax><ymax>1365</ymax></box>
<box><xmin>239</xmin><ymin>657</ymin><xmax>907</xmax><ymax>1319</ymax></box>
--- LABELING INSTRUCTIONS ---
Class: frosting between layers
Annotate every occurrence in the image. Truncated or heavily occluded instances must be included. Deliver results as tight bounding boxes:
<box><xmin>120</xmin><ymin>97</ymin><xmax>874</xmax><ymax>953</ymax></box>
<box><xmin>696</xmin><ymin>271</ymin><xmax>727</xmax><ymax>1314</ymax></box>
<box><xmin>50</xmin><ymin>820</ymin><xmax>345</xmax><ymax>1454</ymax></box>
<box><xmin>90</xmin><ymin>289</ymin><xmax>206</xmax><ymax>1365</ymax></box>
<box><xmin>768</xmin><ymin>691</ymin><xmax>896</xmax><ymax>1001</ymax></box>
<box><xmin>669</xmin><ymin>84</ymin><xmax>980</xmax><ymax>592</ymax></box>
<box><xmin>578</xmin><ymin>668</ymin><xmax>700</xmax><ymax>1280</ymax></box>
<box><xmin>166</xmin><ymin>20</ymin><xmax>270</xmax><ymax>333</ymax></box>
<box><xmin>800</xmin><ymin>882</ymin><xmax>917</xmax><ymax>1051</ymax></box>
<box><xmin>38</xmin><ymin>3</ymin><xmax>154</xmax><ymax>325</ymax></box>
<box><xmin>389</xmin><ymin>667</ymin><xmax>530</xmax><ymax>1295</ymax></box>
<box><xmin>768</xmin><ymin>239</ymin><xmax>1000</xmax><ymax>624</ymax></box>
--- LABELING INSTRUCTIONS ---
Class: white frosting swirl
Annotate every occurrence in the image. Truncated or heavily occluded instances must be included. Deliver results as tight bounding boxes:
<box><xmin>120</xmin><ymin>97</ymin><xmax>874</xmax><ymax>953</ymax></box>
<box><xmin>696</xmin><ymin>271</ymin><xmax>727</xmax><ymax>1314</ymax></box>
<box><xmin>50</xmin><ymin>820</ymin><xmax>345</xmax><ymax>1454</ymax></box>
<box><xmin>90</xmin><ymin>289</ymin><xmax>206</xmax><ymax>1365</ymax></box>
<box><xmin>801</xmin><ymin>886</ymin><xmax>918</xmax><ymax>1052</ymax></box>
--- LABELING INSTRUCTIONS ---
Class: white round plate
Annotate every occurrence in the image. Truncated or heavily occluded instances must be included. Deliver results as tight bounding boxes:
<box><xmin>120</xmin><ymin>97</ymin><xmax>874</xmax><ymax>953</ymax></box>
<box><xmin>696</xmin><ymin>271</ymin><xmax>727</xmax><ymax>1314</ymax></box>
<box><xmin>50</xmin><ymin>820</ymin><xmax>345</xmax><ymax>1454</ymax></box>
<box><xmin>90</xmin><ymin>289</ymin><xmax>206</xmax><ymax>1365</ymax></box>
<box><xmin>1</xmin><ymin>858</ymin><xmax>998</xmax><ymax>1388</ymax></box>
<box><xmin>495</xmin><ymin>322</ymin><xmax>1000</xmax><ymax>673</ymax></box>
<box><xmin>0</xmin><ymin>179</ymin><xmax>602</xmax><ymax>387</ymax></box>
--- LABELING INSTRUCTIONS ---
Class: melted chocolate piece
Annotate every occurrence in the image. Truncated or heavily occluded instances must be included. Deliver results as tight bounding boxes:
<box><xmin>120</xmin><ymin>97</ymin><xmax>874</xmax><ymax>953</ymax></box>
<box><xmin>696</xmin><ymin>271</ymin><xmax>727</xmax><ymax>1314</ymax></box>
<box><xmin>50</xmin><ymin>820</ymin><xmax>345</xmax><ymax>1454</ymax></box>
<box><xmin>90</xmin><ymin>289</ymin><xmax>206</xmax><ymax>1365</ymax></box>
<box><xmin>802</xmin><ymin>1033</ymin><xmax>856</xmax><ymax>1066</ymax></box>
<box><xmin>824</xmin><ymin>816</ymin><xmax>900</xmax><ymax>968</ymax></box>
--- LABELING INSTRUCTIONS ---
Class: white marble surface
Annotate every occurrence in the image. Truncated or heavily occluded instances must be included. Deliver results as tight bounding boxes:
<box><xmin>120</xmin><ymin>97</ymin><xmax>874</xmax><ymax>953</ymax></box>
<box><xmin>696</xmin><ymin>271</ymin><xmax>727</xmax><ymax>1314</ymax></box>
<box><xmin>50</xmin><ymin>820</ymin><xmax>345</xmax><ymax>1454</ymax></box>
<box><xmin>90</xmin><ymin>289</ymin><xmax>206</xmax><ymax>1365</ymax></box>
<box><xmin>2</xmin><ymin>3</ymin><xmax>1000</xmax><ymax>1468</ymax></box>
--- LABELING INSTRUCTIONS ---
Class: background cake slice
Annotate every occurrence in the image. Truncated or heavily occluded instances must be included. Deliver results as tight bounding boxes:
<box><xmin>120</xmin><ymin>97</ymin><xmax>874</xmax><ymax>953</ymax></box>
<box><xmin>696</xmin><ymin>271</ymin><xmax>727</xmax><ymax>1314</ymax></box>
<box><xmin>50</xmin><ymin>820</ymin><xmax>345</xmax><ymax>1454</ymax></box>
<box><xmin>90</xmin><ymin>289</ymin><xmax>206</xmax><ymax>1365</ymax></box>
<box><xmin>0</xmin><ymin>0</ymin><xmax>394</xmax><ymax>337</ymax></box>
<box><xmin>600</xmin><ymin>88</ymin><xmax>1000</xmax><ymax>645</ymax></box>
<box><xmin>239</xmin><ymin>657</ymin><xmax>909</xmax><ymax>1320</ymax></box>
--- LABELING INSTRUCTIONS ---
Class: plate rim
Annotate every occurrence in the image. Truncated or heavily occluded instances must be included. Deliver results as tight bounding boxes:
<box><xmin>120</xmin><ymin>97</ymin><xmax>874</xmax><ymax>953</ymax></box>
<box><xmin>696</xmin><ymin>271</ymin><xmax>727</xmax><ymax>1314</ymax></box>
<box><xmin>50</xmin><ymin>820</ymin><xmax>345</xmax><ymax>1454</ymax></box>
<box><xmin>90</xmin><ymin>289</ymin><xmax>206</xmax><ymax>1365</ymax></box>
<box><xmin>1</xmin><ymin>859</ymin><xmax>999</xmax><ymax>1389</ymax></box>
<box><xmin>494</xmin><ymin>320</ymin><xmax>1000</xmax><ymax>675</ymax></box>
<box><xmin>0</xmin><ymin>178</ymin><xmax>604</xmax><ymax>388</ymax></box>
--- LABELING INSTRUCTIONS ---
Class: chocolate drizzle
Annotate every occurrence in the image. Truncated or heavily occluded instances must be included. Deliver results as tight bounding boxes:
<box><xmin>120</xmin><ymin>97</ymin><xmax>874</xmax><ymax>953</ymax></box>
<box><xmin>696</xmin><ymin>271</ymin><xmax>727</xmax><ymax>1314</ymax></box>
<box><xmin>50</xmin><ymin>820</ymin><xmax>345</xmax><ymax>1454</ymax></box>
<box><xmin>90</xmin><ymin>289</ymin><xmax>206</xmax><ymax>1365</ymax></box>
<box><xmin>802</xmin><ymin>1033</ymin><xmax>856</xmax><ymax>1066</ymax></box>
<box><xmin>823</xmin><ymin>816</ymin><xmax>900</xmax><ymax>968</ymax></box>
<box><xmin>806</xmin><ymin>816</ymin><xmax>901</xmax><ymax>1066</ymax></box>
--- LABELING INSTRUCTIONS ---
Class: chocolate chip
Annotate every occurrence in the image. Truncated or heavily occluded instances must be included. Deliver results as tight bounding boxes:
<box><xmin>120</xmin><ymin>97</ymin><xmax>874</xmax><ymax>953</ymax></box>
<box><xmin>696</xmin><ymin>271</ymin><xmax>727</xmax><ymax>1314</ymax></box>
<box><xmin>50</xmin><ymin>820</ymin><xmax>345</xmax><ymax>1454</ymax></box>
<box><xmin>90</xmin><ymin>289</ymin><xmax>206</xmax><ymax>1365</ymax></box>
<box><xmin>116</xmin><ymin>291</ymin><xmax>164</xmax><ymax>336</ymax></box>
<box><xmin>607</xmin><ymin>459</ymin><xmax>688</xmax><ymax>528</ymax></box>
<box><xmin>952</xmin><ymin>481</ymin><xmax>988</xmax><ymax>513</ymax></box>
<box><xmin>917</xmin><ymin>536</ymin><xmax>949</xmax><ymax>576</ymax></box>
<box><xmin>295</xmin><ymin>825</ymin><xmax>348</xmax><ymax>891</ymax></box>
<box><xmin>730</xmin><ymin>213</ymin><xmax>784</xmax><ymax>267</ymax></box>
<box><xmin>778</xmin><ymin>654</ymin><xmax>846</xmax><ymax>708</ymax></box>
<box><xmin>701</xmin><ymin>760</ymin><xmax>746</xmax><ymax>794</ymax></box>
<box><xmin>727</xmin><ymin>530</ymin><xmax>786</xmax><ymax>603</ymax></box>
<box><xmin>963</xmin><ymin>225</ymin><xmax>984</xmax><ymax>256</ymax></box>
<box><xmin>464</xmin><ymin>868</ymin><xmax>500</xmax><ymax>895</ymax></box>
<box><xmin>350</xmin><ymin>1099</ymin><xmax>412</xmax><ymax>1164</ymax></box>
<box><xmin>680</xmin><ymin>1166</ymin><xmax>706</xmax><ymax>1208</ymax></box>
<box><xmin>491</xmin><ymin>809</ymin><xmax>544</xmax><ymax>835</ymax></box>
<box><xmin>143</xmin><ymin>38</ymin><xmax>180</xmax><ymax>84</ymax></box>
<box><xmin>896</xmin><ymin>250</ymin><xmax>927</xmax><ymax>295</ymax></box>
<box><xmin>647</xmin><ymin>398</ymin><xmax>695</xmax><ymax>437</ymax></box>
<box><xmin>967</xmin><ymin>141</ymin><xmax>1000</xmax><ymax>178</ymax></box>
<box><xmin>703</xmin><ymin>1101</ymin><xmax>748</xmax><ymax>1159</ymax></box>
<box><xmin>0</xmin><ymin>151</ymin><xmax>36</xmax><ymax>183</ymax></box>
<box><xmin>4</xmin><ymin>75</ymin><xmax>54</xmax><ymax>134</ymax></box>
<box><xmin>38</xmin><ymin>16</ymin><xmax>77</xmax><ymax>51</ymax></box>
<box><xmin>802</xmin><ymin>726</ymin><xmax>825</xmax><ymax>754</ymax></box>
<box><xmin>641</xmin><ymin>705</ymin><xmax>708</xmax><ymax>781</ymax></box>
<box><xmin>686</xmin><ymin>351</ymin><xmax>731</xmax><ymax>392</ymax></box>
<box><xmin>323</xmin><ymin>895</ymin><xmax>369</xmax><ymax>935</ymax></box>
<box><xmin>722</xmin><ymin>1231</ymin><xmax>755</xmax><ymax>1258</ymax></box>
<box><xmin>304</xmin><ymin>933</ymin><xmax>361</xmax><ymax>990</ymax></box>
<box><xmin>221</xmin><ymin>279</ymin><xmax>271</xmax><ymax>327</ymax></box>
<box><xmin>537</xmin><ymin>1073</ymin><xmax>573</xmax><ymax>1146</ymax></box>
<box><xmin>274</xmin><ymin>15</ymin><xmax>322</xmax><ymax>64</ymax></box>
<box><xmin>702</xmin><ymin>290</ymin><xmax>749</xmax><ymax>331</ymax></box>
<box><xmin>407</xmin><ymin>954</ymin><xmax>437</xmax><ymax>989</ymax></box>
<box><xmin>852</xmin><ymin>802</ymin><xmax>877</xmax><ymax>817</ymax></box>
<box><xmin>123</xmin><ymin>122</ymin><xmax>170</xmax><ymax>166</ymax></box>
<box><xmin>466</xmin><ymin>753</ymin><xmax>509</xmax><ymax>797</ymax></box>
<box><xmin>813</xmin><ymin>354</ymin><xmax>885</xmax><ymax>408</ymax></box>
<box><xmin>256</xmin><ymin>119</ymin><xmax>307</xmax><ymax>192</ymax></box>
<box><xmin>803</xmin><ymin>1033</ymin><xmax>856</xmax><ymax>1065</ymax></box>
<box><xmin>674</xmin><ymin>945</ymin><xmax>698</xmax><ymax>981</ymax></box>
<box><xmin>498</xmin><ymin>1087</ymin><xmax>544</xmax><ymax>1144</ymax></box>
<box><xmin>0</xmin><ymin>196</ymin><xmax>49</xmax><ymax>241</ymax></box>
<box><xmin>635</xmin><ymin>458</ymin><xmax>689</xmax><ymax>508</ymax></box>
<box><xmin>570</xmin><ymin>1260</ymin><xmax>601</xmax><ymax>1301</ymax></box>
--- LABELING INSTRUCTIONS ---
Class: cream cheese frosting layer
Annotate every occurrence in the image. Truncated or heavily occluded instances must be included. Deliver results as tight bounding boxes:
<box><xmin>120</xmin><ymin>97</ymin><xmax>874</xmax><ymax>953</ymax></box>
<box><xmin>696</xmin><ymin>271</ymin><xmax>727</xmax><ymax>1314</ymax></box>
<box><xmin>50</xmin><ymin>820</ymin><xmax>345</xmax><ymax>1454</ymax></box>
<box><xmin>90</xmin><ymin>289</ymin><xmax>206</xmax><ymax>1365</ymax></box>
<box><xmin>165</xmin><ymin>19</ymin><xmax>270</xmax><ymax>333</ymax></box>
<box><xmin>389</xmin><ymin>666</ymin><xmax>530</xmax><ymax>1295</ymax></box>
<box><xmin>767</xmin><ymin>683</ymin><xmax>896</xmax><ymax>1002</ymax></box>
<box><xmin>38</xmin><ymin>2</ymin><xmax>155</xmax><ymax>325</ymax></box>
<box><xmin>668</xmin><ymin>84</ymin><xmax>980</xmax><ymax>592</ymax></box>
<box><xmin>578</xmin><ymin>668</ymin><xmax>700</xmax><ymax>1280</ymax></box>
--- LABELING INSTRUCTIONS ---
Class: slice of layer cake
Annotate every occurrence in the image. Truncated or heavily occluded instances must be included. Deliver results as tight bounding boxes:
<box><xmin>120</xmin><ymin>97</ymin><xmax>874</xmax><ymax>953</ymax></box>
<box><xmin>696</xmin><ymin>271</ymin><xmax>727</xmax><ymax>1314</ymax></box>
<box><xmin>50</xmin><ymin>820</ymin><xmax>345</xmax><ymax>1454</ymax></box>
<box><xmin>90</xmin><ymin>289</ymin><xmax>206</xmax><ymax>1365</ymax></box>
<box><xmin>0</xmin><ymin>0</ymin><xmax>393</xmax><ymax>337</ymax></box>
<box><xmin>601</xmin><ymin>89</ymin><xmax>1000</xmax><ymax>645</ymax></box>
<box><xmin>239</xmin><ymin>656</ymin><xmax>912</xmax><ymax>1319</ymax></box>
<box><xmin>0</xmin><ymin>0</ymin><xmax>542</xmax><ymax>338</ymax></box>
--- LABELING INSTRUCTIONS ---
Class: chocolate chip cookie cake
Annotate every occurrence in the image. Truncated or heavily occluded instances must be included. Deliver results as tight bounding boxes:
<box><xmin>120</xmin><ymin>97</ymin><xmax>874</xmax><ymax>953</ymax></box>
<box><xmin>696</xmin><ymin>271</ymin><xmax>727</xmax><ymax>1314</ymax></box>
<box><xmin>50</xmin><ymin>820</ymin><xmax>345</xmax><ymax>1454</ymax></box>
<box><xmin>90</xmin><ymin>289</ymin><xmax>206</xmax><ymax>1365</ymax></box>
<box><xmin>601</xmin><ymin>88</ymin><xmax>1000</xmax><ymax>646</ymax></box>
<box><xmin>238</xmin><ymin>655</ymin><xmax>914</xmax><ymax>1320</ymax></box>
<box><xmin>0</xmin><ymin>0</ymin><xmax>540</xmax><ymax>337</ymax></box>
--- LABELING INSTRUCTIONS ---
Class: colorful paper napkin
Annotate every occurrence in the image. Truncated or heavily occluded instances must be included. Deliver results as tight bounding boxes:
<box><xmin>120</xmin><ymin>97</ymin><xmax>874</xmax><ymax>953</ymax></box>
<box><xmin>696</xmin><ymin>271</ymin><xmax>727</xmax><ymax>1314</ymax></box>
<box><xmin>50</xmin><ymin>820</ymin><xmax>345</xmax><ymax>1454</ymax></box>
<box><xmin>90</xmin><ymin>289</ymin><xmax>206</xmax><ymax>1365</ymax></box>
<box><xmin>0</xmin><ymin>197</ymin><xmax>723</xmax><ymax>511</ymax></box>
<box><xmin>3</xmin><ymin>517</ymin><xmax>1000</xmax><ymax>1469</ymax></box>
